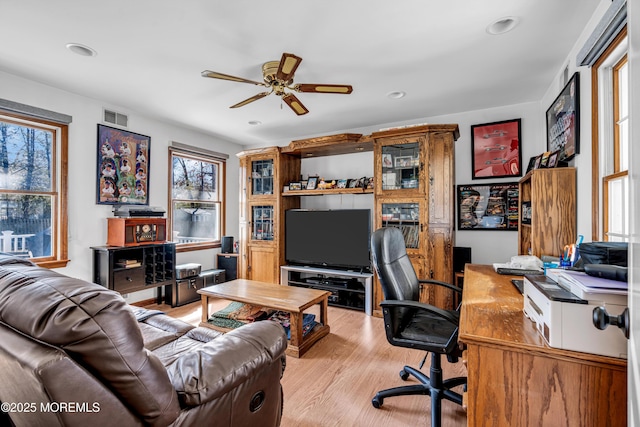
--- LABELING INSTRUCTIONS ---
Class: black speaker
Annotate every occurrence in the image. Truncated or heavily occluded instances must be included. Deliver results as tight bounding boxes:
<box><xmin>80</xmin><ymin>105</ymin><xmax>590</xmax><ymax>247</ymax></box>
<box><xmin>221</xmin><ymin>236</ymin><xmax>234</xmax><ymax>254</ymax></box>
<box><xmin>453</xmin><ymin>247</ymin><xmax>472</xmax><ymax>273</ymax></box>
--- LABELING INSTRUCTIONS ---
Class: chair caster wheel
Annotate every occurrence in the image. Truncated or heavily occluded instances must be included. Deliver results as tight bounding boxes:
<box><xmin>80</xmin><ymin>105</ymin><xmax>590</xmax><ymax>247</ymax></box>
<box><xmin>372</xmin><ymin>396</ymin><xmax>383</xmax><ymax>408</ymax></box>
<box><xmin>400</xmin><ymin>369</ymin><xmax>409</xmax><ymax>381</ymax></box>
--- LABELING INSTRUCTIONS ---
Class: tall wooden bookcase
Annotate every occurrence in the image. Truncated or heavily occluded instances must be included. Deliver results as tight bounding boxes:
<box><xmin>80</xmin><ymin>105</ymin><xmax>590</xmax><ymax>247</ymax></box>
<box><xmin>517</xmin><ymin>167</ymin><xmax>577</xmax><ymax>258</ymax></box>
<box><xmin>237</xmin><ymin>147</ymin><xmax>300</xmax><ymax>284</ymax></box>
<box><xmin>371</xmin><ymin>124</ymin><xmax>459</xmax><ymax>313</ymax></box>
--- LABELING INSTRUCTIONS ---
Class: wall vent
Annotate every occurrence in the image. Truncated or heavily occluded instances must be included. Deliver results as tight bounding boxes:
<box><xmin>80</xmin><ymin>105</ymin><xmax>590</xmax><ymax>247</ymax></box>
<box><xmin>103</xmin><ymin>109</ymin><xmax>128</xmax><ymax>127</ymax></box>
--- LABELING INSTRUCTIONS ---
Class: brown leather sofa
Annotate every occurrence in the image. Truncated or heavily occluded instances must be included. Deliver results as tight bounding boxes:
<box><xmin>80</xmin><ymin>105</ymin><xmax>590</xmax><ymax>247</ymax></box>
<box><xmin>0</xmin><ymin>255</ymin><xmax>287</xmax><ymax>426</ymax></box>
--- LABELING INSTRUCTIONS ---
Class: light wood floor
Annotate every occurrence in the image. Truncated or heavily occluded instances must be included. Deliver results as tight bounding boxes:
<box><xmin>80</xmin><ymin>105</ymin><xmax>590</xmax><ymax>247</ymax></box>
<box><xmin>145</xmin><ymin>299</ymin><xmax>468</xmax><ymax>427</ymax></box>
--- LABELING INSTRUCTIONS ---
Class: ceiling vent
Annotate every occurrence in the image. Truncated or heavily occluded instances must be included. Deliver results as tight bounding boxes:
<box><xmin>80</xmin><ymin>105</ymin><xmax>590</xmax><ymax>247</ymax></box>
<box><xmin>103</xmin><ymin>109</ymin><xmax>128</xmax><ymax>127</ymax></box>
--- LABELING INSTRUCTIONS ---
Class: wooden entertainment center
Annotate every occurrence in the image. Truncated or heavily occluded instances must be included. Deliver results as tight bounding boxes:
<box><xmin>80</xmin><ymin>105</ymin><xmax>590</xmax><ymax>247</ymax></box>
<box><xmin>237</xmin><ymin>125</ymin><xmax>459</xmax><ymax>316</ymax></box>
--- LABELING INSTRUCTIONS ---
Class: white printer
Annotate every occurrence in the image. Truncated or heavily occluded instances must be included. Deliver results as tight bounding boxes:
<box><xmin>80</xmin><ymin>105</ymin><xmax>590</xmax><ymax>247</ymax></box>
<box><xmin>522</xmin><ymin>271</ymin><xmax>627</xmax><ymax>359</ymax></box>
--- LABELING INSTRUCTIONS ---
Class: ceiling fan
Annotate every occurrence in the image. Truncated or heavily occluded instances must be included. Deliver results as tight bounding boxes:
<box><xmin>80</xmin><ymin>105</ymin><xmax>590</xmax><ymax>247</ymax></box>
<box><xmin>201</xmin><ymin>53</ymin><xmax>353</xmax><ymax>116</ymax></box>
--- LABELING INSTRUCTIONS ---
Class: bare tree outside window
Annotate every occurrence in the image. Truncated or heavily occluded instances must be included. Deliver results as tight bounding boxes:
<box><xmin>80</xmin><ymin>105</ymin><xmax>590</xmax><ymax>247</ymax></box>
<box><xmin>170</xmin><ymin>150</ymin><xmax>224</xmax><ymax>248</ymax></box>
<box><xmin>0</xmin><ymin>118</ymin><xmax>56</xmax><ymax>258</ymax></box>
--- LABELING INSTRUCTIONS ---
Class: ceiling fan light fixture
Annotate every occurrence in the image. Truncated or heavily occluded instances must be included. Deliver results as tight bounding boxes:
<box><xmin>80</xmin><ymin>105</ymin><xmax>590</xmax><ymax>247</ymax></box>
<box><xmin>66</xmin><ymin>43</ymin><xmax>97</xmax><ymax>57</ymax></box>
<box><xmin>387</xmin><ymin>91</ymin><xmax>406</xmax><ymax>99</ymax></box>
<box><xmin>486</xmin><ymin>16</ymin><xmax>520</xmax><ymax>35</ymax></box>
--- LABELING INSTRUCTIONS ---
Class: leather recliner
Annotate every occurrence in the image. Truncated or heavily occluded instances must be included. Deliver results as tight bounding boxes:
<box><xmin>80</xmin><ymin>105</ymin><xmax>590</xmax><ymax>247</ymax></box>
<box><xmin>0</xmin><ymin>255</ymin><xmax>287</xmax><ymax>426</ymax></box>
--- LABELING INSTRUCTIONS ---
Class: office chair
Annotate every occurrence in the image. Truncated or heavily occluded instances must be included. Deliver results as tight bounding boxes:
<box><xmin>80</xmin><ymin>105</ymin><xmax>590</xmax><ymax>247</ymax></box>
<box><xmin>370</xmin><ymin>227</ymin><xmax>466</xmax><ymax>427</ymax></box>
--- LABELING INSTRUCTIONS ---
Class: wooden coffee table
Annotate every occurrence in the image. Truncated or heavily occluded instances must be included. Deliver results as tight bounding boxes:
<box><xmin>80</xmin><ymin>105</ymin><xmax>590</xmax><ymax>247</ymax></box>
<box><xmin>198</xmin><ymin>279</ymin><xmax>331</xmax><ymax>358</ymax></box>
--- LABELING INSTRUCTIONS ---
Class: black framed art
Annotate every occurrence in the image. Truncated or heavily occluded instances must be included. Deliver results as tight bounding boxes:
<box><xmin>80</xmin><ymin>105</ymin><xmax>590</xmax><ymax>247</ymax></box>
<box><xmin>457</xmin><ymin>183</ymin><xmax>519</xmax><ymax>231</ymax></box>
<box><xmin>546</xmin><ymin>72</ymin><xmax>580</xmax><ymax>162</ymax></box>
<box><xmin>471</xmin><ymin>119</ymin><xmax>522</xmax><ymax>179</ymax></box>
<box><xmin>97</xmin><ymin>124</ymin><xmax>150</xmax><ymax>205</ymax></box>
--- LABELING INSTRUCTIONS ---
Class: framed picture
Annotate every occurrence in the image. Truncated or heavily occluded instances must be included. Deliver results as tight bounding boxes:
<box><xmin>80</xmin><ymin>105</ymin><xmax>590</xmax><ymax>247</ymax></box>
<box><xmin>457</xmin><ymin>183</ymin><xmax>519</xmax><ymax>231</ymax></box>
<box><xmin>382</xmin><ymin>153</ymin><xmax>393</xmax><ymax>168</ymax></box>
<box><xmin>547</xmin><ymin>71</ymin><xmax>580</xmax><ymax>162</ymax></box>
<box><xmin>547</xmin><ymin>150</ymin><xmax>560</xmax><ymax>168</ymax></box>
<box><xmin>533</xmin><ymin>154</ymin><xmax>543</xmax><ymax>169</ymax></box>
<box><xmin>306</xmin><ymin>176</ymin><xmax>319</xmax><ymax>190</ymax></box>
<box><xmin>471</xmin><ymin>119</ymin><xmax>522</xmax><ymax>179</ymax></box>
<box><xmin>97</xmin><ymin>124</ymin><xmax>150</xmax><ymax>205</ymax></box>
<box><xmin>289</xmin><ymin>182</ymin><xmax>301</xmax><ymax>191</ymax></box>
<box><xmin>347</xmin><ymin>178</ymin><xmax>358</xmax><ymax>188</ymax></box>
<box><xmin>539</xmin><ymin>151</ymin><xmax>551</xmax><ymax>168</ymax></box>
<box><xmin>394</xmin><ymin>156</ymin><xmax>413</xmax><ymax>168</ymax></box>
<box><xmin>336</xmin><ymin>179</ymin><xmax>348</xmax><ymax>189</ymax></box>
<box><xmin>525</xmin><ymin>156</ymin><xmax>538</xmax><ymax>174</ymax></box>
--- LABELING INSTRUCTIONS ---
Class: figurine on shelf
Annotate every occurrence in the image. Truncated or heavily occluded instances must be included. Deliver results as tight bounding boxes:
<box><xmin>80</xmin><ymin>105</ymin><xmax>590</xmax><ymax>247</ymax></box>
<box><xmin>317</xmin><ymin>179</ymin><xmax>336</xmax><ymax>189</ymax></box>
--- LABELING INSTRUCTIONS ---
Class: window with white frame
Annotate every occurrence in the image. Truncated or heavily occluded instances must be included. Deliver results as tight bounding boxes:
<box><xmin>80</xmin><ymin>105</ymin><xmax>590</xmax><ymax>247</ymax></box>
<box><xmin>0</xmin><ymin>111</ymin><xmax>68</xmax><ymax>266</ymax></box>
<box><xmin>592</xmin><ymin>26</ymin><xmax>628</xmax><ymax>242</ymax></box>
<box><xmin>169</xmin><ymin>146</ymin><xmax>225</xmax><ymax>250</ymax></box>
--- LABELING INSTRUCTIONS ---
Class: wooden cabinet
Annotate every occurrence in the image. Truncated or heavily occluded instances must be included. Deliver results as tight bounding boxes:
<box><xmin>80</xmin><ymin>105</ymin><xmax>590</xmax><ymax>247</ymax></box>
<box><xmin>91</xmin><ymin>242</ymin><xmax>175</xmax><ymax>300</ymax></box>
<box><xmin>517</xmin><ymin>167</ymin><xmax>576</xmax><ymax>258</ymax></box>
<box><xmin>371</xmin><ymin>124</ymin><xmax>459</xmax><ymax>313</ymax></box>
<box><xmin>237</xmin><ymin>147</ymin><xmax>300</xmax><ymax>283</ymax></box>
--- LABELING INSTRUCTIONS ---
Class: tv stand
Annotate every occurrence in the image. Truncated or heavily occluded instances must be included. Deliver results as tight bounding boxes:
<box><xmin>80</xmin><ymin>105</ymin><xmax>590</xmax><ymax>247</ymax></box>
<box><xmin>281</xmin><ymin>265</ymin><xmax>373</xmax><ymax>315</ymax></box>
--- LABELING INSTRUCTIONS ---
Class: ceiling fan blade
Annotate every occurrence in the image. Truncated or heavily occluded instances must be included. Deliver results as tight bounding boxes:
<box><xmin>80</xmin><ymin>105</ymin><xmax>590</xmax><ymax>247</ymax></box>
<box><xmin>276</xmin><ymin>53</ymin><xmax>302</xmax><ymax>82</ymax></box>
<box><xmin>295</xmin><ymin>84</ymin><xmax>353</xmax><ymax>94</ymax></box>
<box><xmin>230</xmin><ymin>92</ymin><xmax>271</xmax><ymax>109</ymax></box>
<box><xmin>282</xmin><ymin>93</ymin><xmax>309</xmax><ymax>115</ymax></box>
<box><xmin>201</xmin><ymin>70</ymin><xmax>266</xmax><ymax>86</ymax></box>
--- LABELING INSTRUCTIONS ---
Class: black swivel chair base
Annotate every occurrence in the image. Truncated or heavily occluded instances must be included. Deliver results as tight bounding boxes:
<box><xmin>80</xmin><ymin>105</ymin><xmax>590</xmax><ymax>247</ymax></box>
<box><xmin>371</xmin><ymin>353</ymin><xmax>466</xmax><ymax>427</ymax></box>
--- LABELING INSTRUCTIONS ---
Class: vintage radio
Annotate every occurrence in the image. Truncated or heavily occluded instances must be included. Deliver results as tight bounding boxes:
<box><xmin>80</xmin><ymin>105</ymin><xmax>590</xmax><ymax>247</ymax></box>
<box><xmin>107</xmin><ymin>217</ymin><xmax>167</xmax><ymax>246</ymax></box>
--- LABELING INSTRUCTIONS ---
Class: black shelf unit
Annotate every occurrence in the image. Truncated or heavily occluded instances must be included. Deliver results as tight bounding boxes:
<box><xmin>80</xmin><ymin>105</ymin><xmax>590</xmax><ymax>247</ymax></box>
<box><xmin>92</xmin><ymin>242</ymin><xmax>176</xmax><ymax>302</ymax></box>
<box><xmin>280</xmin><ymin>265</ymin><xmax>373</xmax><ymax>315</ymax></box>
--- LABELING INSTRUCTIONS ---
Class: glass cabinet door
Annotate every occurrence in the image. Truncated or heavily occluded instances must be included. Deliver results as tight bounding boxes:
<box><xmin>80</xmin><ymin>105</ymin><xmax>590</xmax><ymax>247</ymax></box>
<box><xmin>251</xmin><ymin>205</ymin><xmax>274</xmax><ymax>241</ymax></box>
<box><xmin>251</xmin><ymin>159</ymin><xmax>274</xmax><ymax>195</ymax></box>
<box><xmin>381</xmin><ymin>202</ymin><xmax>420</xmax><ymax>249</ymax></box>
<box><xmin>380</xmin><ymin>143</ymin><xmax>420</xmax><ymax>191</ymax></box>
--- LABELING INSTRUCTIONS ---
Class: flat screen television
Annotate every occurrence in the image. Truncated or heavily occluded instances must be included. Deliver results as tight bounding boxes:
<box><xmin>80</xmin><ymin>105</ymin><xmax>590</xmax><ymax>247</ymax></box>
<box><xmin>285</xmin><ymin>209</ymin><xmax>371</xmax><ymax>272</ymax></box>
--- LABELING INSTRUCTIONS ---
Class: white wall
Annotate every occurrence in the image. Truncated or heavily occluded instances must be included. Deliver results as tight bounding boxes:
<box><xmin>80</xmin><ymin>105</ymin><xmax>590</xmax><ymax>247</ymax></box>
<box><xmin>0</xmin><ymin>70</ymin><xmax>244</xmax><ymax>303</ymax></box>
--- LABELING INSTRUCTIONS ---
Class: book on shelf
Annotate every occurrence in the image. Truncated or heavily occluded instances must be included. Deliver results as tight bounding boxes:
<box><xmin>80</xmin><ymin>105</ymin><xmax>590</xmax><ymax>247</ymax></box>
<box><xmin>116</xmin><ymin>259</ymin><xmax>142</xmax><ymax>268</ymax></box>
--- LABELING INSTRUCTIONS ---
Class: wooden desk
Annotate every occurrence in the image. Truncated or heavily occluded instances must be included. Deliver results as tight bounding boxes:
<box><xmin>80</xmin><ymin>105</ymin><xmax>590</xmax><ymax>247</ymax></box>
<box><xmin>459</xmin><ymin>264</ymin><xmax>627</xmax><ymax>427</ymax></box>
<box><xmin>198</xmin><ymin>279</ymin><xmax>331</xmax><ymax>358</ymax></box>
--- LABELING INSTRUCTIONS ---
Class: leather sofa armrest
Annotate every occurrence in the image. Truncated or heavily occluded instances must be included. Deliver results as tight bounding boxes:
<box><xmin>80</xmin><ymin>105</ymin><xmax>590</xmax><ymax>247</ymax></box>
<box><xmin>165</xmin><ymin>321</ymin><xmax>287</xmax><ymax>406</ymax></box>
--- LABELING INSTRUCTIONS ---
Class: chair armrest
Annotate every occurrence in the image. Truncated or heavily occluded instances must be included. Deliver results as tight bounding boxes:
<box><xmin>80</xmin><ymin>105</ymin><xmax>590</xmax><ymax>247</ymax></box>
<box><xmin>165</xmin><ymin>321</ymin><xmax>287</xmax><ymax>407</ymax></box>
<box><xmin>380</xmin><ymin>299</ymin><xmax>459</xmax><ymax>325</ymax></box>
<box><xmin>418</xmin><ymin>279</ymin><xmax>461</xmax><ymax>294</ymax></box>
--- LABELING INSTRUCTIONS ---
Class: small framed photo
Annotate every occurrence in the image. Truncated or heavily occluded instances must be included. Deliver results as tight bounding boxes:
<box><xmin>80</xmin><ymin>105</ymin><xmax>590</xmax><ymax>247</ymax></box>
<box><xmin>525</xmin><ymin>156</ymin><xmax>537</xmax><ymax>174</ymax></box>
<box><xmin>547</xmin><ymin>150</ymin><xmax>560</xmax><ymax>168</ymax></box>
<box><xmin>394</xmin><ymin>156</ymin><xmax>413</xmax><ymax>168</ymax></box>
<box><xmin>289</xmin><ymin>182</ymin><xmax>301</xmax><ymax>191</ymax></box>
<box><xmin>382</xmin><ymin>153</ymin><xmax>393</xmax><ymax>168</ymax></box>
<box><xmin>347</xmin><ymin>178</ymin><xmax>358</xmax><ymax>188</ymax></box>
<box><xmin>306</xmin><ymin>176</ymin><xmax>319</xmax><ymax>190</ymax></box>
<box><xmin>539</xmin><ymin>151</ymin><xmax>551</xmax><ymax>168</ymax></box>
<box><xmin>533</xmin><ymin>154</ymin><xmax>543</xmax><ymax>169</ymax></box>
<box><xmin>336</xmin><ymin>179</ymin><xmax>348</xmax><ymax>189</ymax></box>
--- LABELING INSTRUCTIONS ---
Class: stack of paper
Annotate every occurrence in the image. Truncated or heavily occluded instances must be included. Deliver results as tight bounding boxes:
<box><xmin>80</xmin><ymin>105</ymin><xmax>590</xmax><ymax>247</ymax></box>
<box><xmin>552</xmin><ymin>269</ymin><xmax>627</xmax><ymax>301</ymax></box>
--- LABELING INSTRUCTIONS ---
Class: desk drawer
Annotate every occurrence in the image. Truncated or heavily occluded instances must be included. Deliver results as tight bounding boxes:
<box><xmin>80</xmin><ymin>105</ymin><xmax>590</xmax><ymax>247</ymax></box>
<box><xmin>113</xmin><ymin>267</ymin><xmax>145</xmax><ymax>293</ymax></box>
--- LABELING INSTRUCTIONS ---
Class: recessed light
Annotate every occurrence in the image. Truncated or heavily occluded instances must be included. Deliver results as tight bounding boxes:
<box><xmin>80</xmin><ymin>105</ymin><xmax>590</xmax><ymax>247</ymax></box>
<box><xmin>387</xmin><ymin>91</ymin><xmax>406</xmax><ymax>99</ymax></box>
<box><xmin>486</xmin><ymin>17</ymin><xmax>520</xmax><ymax>35</ymax></box>
<box><xmin>248</xmin><ymin>120</ymin><xmax>262</xmax><ymax>126</ymax></box>
<box><xmin>66</xmin><ymin>43</ymin><xmax>97</xmax><ymax>57</ymax></box>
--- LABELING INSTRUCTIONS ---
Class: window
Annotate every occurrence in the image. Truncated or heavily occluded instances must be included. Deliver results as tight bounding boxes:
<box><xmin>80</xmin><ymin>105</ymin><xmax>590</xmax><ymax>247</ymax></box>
<box><xmin>592</xmin><ymin>26</ymin><xmax>628</xmax><ymax>242</ymax></box>
<box><xmin>0</xmin><ymin>112</ymin><xmax>68</xmax><ymax>267</ymax></box>
<box><xmin>169</xmin><ymin>146</ymin><xmax>225</xmax><ymax>251</ymax></box>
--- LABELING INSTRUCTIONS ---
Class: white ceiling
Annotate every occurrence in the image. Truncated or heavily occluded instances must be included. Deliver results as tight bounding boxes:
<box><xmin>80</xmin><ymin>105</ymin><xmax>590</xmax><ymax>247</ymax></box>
<box><xmin>0</xmin><ymin>0</ymin><xmax>601</xmax><ymax>147</ymax></box>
